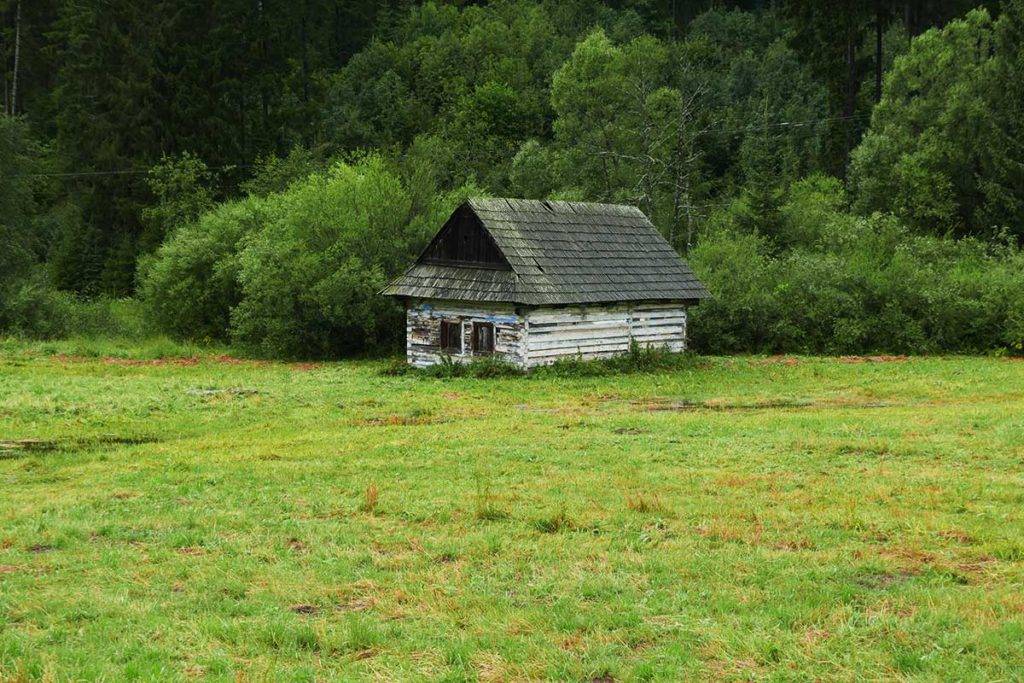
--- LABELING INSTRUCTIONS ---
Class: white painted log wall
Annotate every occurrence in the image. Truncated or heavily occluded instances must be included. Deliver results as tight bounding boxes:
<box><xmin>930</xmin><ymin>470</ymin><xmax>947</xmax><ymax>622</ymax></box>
<box><xmin>406</xmin><ymin>300</ymin><xmax>526</xmax><ymax>368</ymax></box>
<box><xmin>524</xmin><ymin>303</ymin><xmax>687</xmax><ymax>367</ymax></box>
<box><xmin>406</xmin><ymin>300</ymin><xmax>688</xmax><ymax>369</ymax></box>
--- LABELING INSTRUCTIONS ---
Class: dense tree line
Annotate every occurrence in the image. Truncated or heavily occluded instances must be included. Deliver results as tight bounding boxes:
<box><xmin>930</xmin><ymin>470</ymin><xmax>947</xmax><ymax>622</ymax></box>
<box><xmin>2</xmin><ymin>0</ymin><xmax>1023</xmax><ymax>356</ymax></box>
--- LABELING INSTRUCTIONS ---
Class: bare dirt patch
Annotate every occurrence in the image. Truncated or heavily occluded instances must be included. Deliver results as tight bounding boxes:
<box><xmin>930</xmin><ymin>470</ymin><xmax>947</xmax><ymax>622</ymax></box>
<box><xmin>336</xmin><ymin>596</ymin><xmax>376</xmax><ymax>612</ymax></box>
<box><xmin>755</xmin><ymin>355</ymin><xmax>800</xmax><ymax>366</ymax></box>
<box><xmin>636</xmin><ymin>396</ymin><xmax>899</xmax><ymax>413</ymax></box>
<box><xmin>638</xmin><ymin>397</ymin><xmax>814</xmax><ymax>412</ymax></box>
<box><xmin>186</xmin><ymin>387</ymin><xmax>260</xmax><ymax>398</ymax></box>
<box><xmin>801</xmin><ymin>627</ymin><xmax>831</xmax><ymax>646</ymax></box>
<box><xmin>956</xmin><ymin>556</ymin><xmax>999</xmax><ymax>577</ymax></box>
<box><xmin>353</xmin><ymin>413</ymin><xmax>445</xmax><ymax>427</ymax></box>
<box><xmin>211</xmin><ymin>354</ymin><xmax>261</xmax><ymax>365</ymax></box>
<box><xmin>103</xmin><ymin>357</ymin><xmax>200</xmax><ymax>367</ymax></box>
<box><xmin>290</xmin><ymin>362</ymin><xmax>321</xmax><ymax>371</ymax></box>
<box><xmin>0</xmin><ymin>439</ymin><xmax>60</xmax><ymax>457</ymax></box>
<box><xmin>881</xmin><ymin>545</ymin><xmax>937</xmax><ymax>567</ymax></box>
<box><xmin>856</xmin><ymin>569</ymin><xmax>919</xmax><ymax>589</ymax></box>
<box><xmin>613</xmin><ymin>426</ymin><xmax>647</xmax><ymax>435</ymax></box>
<box><xmin>839</xmin><ymin>355</ymin><xmax>910</xmax><ymax>363</ymax></box>
<box><xmin>938</xmin><ymin>529</ymin><xmax>976</xmax><ymax>544</ymax></box>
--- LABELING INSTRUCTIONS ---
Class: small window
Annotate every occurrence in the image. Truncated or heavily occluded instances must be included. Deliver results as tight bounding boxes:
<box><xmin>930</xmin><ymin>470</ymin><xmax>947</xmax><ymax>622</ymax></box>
<box><xmin>472</xmin><ymin>322</ymin><xmax>495</xmax><ymax>355</ymax></box>
<box><xmin>439</xmin><ymin>320</ymin><xmax>461</xmax><ymax>352</ymax></box>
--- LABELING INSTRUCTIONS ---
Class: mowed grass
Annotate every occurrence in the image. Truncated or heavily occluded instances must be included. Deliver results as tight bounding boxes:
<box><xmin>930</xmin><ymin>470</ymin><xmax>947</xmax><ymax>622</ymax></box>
<box><xmin>1</xmin><ymin>342</ymin><xmax>1023</xmax><ymax>681</ymax></box>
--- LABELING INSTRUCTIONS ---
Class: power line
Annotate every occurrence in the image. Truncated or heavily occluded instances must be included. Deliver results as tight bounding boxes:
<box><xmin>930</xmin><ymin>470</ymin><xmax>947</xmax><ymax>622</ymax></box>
<box><xmin>694</xmin><ymin>112</ymin><xmax>872</xmax><ymax>140</ymax></box>
<box><xmin>15</xmin><ymin>112</ymin><xmax>872</xmax><ymax>180</ymax></box>
<box><xmin>16</xmin><ymin>163</ymin><xmax>252</xmax><ymax>179</ymax></box>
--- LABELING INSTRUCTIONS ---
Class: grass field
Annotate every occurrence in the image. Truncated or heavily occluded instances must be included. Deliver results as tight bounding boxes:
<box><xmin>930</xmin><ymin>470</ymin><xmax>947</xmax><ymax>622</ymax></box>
<box><xmin>1</xmin><ymin>341</ymin><xmax>1023</xmax><ymax>681</ymax></box>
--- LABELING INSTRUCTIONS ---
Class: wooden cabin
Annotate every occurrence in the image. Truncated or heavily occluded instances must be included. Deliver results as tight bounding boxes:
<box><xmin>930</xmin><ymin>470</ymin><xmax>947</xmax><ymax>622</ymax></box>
<box><xmin>381</xmin><ymin>198</ymin><xmax>710</xmax><ymax>369</ymax></box>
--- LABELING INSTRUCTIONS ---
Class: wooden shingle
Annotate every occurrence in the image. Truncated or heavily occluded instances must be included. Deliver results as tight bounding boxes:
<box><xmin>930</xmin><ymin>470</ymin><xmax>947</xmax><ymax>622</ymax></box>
<box><xmin>382</xmin><ymin>198</ymin><xmax>710</xmax><ymax>305</ymax></box>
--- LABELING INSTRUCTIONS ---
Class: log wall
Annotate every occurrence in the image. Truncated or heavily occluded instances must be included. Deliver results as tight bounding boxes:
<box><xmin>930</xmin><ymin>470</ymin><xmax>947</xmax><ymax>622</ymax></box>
<box><xmin>406</xmin><ymin>299</ymin><xmax>688</xmax><ymax>369</ymax></box>
<box><xmin>524</xmin><ymin>303</ymin><xmax>687</xmax><ymax>367</ymax></box>
<box><xmin>406</xmin><ymin>300</ymin><xmax>526</xmax><ymax>368</ymax></box>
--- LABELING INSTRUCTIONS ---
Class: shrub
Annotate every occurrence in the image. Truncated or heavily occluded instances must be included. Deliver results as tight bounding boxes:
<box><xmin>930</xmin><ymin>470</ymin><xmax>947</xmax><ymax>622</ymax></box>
<box><xmin>138</xmin><ymin>196</ymin><xmax>268</xmax><ymax>341</ymax></box>
<box><xmin>0</xmin><ymin>274</ymin><xmax>151</xmax><ymax>341</ymax></box>
<box><xmin>0</xmin><ymin>276</ymin><xmax>71</xmax><ymax>339</ymax></box>
<box><xmin>230</xmin><ymin>156</ymin><xmax>465</xmax><ymax>358</ymax></box>
<box><xmin>419</xmin><ymin>356</ymin><xmax>524</xmax><ymax>379</ymax></box>
<box><xmin>140</xmin><ymin>154</ymin><xmax>473</xmax><ymax>357</ymax></box>
<box><xmin>689</xmin><ymin>193</ymin><xmax>1024</xmax><ymax>355</ymax></box>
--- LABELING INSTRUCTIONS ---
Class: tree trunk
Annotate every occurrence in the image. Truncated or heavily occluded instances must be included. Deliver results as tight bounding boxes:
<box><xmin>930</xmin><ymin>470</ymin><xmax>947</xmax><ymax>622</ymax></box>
<box><xmin>875</xmin><ymin>0</ymin><xmax>884</xmax><ymax>103</ymax></box>
<box><xmin>300</xmin><ymin>0</ymin><xmax>309</xmax><ymax>105</ymax></box>
<box><xmin>257</xmin><ymin>0</ymin><xmax>269</xmax><ymax>149</ymax></box>
<box><xmin>843</xmin><ymin>32</ymin><xmax>856</xmax><ymax>174</ymax></box>
<box><xmin>11</xmin><ymin>0</ymin><xmax>21</xmax><ymax>115</ymax></box>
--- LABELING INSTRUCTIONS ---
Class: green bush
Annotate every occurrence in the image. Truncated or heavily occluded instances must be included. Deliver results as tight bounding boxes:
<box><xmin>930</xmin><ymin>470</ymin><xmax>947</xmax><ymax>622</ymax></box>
<box><xmin>230</xmin><ymin>156</ymin><xmax>467</xmax><ymax>358</ymax></box>
<box><xmin>138</xmin><ymin>196</ymin><xmax>268</xmax><ymax>341</ymax></box>
<box><xmin>0</xmin><ymin>276</ymin><xmax>70</xmax><ymax>339</ymax></box>
<box><xmin>140</xmin><ymin>154</ymin><xmax>472</xmax><ymax>358</ymax></box>
<box><xmin>689</xmin><ymin>193</ymin><xmax>1024</xmax><ymax>355</ymax></box>
<box><xmin>0</xmin><ymin>276</ymin><xmax>152</xmax><ymax>341</ymax></box>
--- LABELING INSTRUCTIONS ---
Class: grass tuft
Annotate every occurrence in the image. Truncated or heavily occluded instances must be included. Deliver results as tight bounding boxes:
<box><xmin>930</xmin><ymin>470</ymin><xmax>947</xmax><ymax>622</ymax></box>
<box><xmin>535</xmin><ymin>343</ymin><xmax>701</xmax><ymax>378</ymax></box>
<box><xmin>625</xmin><ymin>492</ymin><xmax>667</xmax><ymax>515</ymax></box>
<box><xmin>473</xmin><ymin>476</ymin><xmax>509</xmax><ymax>522</ymax></box>
<box><xmin>427</xmin><ymin>355</ymin><xmax>523</xmax><ymax>379</ymax></box>
<box><xmin>359</xmin><ymin>484</ymin><xmax>379</xmax><ymax>514</ymax></box>
<box><xmin>533</xmin><ymin>508</ymin><xmax>575</xmax><ymax>534</ymax></box>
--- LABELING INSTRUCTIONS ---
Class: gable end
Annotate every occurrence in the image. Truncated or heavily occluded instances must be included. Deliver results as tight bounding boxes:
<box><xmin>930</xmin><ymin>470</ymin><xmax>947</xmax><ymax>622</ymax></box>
<box><xmin>420</xmin><ymin>204</ymin><xmax>510</xmax><ymax>270</ymax></box>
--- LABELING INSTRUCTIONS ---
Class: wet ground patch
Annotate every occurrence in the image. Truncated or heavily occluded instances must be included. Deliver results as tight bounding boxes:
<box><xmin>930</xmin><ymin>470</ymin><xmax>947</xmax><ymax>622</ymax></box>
<box><xmin>855</xmin><ymin>568</ymin><xmax>919</xmax><ymax>590</ymax></box>
<box><xmin>636</xmin><ymin>397</ymin><xmax>899</xmax><ymax>412</ymax></box>
<box><xmin>186</xmin><ymin>387</ymin><xmax>261</xmax><ymax>398</ymax></box>
<box><xmin>0</xmin><ymin>435</ymin><xmax>160</xmax><ymax>459</ymax></box>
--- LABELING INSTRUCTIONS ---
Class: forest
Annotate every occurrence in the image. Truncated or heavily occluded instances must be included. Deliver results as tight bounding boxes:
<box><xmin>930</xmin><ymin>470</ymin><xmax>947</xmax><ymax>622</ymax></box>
<box><xmin>2</xmin><ymin>0</ymin><xmax>1023</xmax><ymax>358</ymax></box>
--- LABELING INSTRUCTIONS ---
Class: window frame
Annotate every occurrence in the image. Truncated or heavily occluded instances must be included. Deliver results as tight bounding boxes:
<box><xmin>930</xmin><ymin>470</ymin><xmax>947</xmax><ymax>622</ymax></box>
<box><xmin>439</xmin><ymin>320</ymin><xmax>462</xmax><ymax>353</ymax></box>
<box><xmin>472</xmin><ymin>322</ymin><xmax>495</xmax><ymax>355</ymax></box>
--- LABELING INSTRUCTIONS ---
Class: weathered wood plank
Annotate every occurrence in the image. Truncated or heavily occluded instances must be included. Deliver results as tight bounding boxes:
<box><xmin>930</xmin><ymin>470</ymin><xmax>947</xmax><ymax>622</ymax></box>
<box><xmin>405</xmin><ymin>299</ymin><xmax>687</xmax><ymax>369</ymax></box>
<box><xmin>524</xmin><ymin>302</ymin><xmax>687</xmax><ymax>366</ymax></box>
<box><xmin>406</xmin><ymin>301</ymin><xmax>527</xmax><ymax>367</ymax></box>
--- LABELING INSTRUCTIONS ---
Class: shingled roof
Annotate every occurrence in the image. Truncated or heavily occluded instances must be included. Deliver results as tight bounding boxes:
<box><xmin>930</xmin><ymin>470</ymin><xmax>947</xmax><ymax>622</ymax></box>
<box><xmin>381</xmin><ymin>198</ymin><xmax>710</xmax><ymax>306</ymax></box>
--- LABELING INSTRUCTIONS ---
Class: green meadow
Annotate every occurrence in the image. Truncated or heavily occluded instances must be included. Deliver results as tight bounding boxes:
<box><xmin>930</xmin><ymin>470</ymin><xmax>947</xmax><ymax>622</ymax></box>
<box><xmin>1</xmin><ymin>341</ymin><xmax>1023</xmax><ymax>681</ymax></box>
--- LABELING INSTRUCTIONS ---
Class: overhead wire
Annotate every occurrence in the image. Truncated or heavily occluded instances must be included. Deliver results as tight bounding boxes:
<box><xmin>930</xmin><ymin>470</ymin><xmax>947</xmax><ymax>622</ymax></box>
<box><xmin>13</xmin><ymin>111</ymin><xmax>872</xmax><ymax>180</ymax></box>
